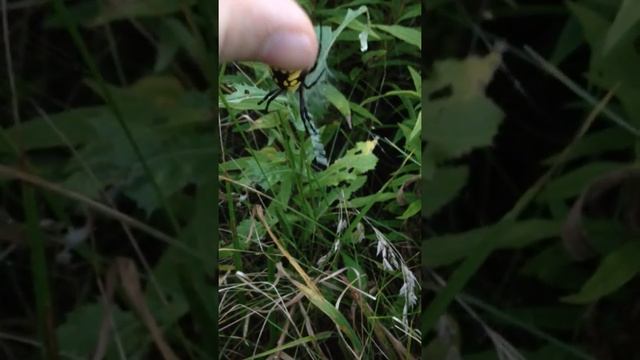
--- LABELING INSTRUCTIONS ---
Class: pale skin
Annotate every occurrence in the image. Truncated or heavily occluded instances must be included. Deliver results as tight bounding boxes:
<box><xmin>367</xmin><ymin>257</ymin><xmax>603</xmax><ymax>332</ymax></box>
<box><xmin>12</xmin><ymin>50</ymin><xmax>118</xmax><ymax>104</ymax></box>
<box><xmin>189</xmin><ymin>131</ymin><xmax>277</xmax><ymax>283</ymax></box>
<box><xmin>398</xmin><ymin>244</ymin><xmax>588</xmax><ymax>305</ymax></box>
<box><xmin>218</xmin><ymin>0</ymin><xmax>319</xmax><ymax>71</ymax></box>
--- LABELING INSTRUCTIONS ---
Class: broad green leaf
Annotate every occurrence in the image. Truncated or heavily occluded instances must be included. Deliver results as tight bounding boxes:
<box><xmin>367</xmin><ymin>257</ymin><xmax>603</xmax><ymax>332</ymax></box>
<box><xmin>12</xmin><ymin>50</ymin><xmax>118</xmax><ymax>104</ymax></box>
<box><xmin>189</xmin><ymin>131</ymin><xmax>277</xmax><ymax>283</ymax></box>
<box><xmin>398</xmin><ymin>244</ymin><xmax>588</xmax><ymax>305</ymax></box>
<box><xmin>328</xmin><ymin>6</ymin><xmax>369</xmax><ymax>52</ymax></box>
<box><xmin>397</xmin><ymin>199</ymin><xmax>421</xmax><ymax>219</ymax></box>
<box><xmin>425</xmin><ymin>52</ymin><xmax>502</xmax><ymax>100</ymax></box>
<box><xmin>119</xmin><ymin>135</ymin><xmax>216</xmax><ymax>214</ymax></box>
<box><xmin>295</xmin><ymin>281</ymin><xmax>363</xmax><ymax>353</ymax></box>
<box><xmin>562</xmin><ymin>241</ymin><xmax>640</xmax><ymax>303</ymax></box>
<box><xmin>550</xmin><ymin>17</ymin><xmax>584</xmax><ymax>65</ymax></box>
<box><xmin>249</xmin><ymin>112</ymin><xmax>282</xmax><ymax>131</ymax></box>
<box><xmin>569</xmin><ymin>0</ymin><xmax>640</xmax><ymax>125</ymax></box>
<box><xmin>219</xmin><ymin>146</ymin><xmax>289</xmax><ymax>190</ymax></box>
<box><xmin>566</xmin><ymin>1</ymin><xmax>609</xmax><ymax>51</ymax></box>
<box><xmin>542</xmin><ymin>127</ymin><xmax>634</xmax><ymax>165</ymax></box>
<box><xmin>155</xmin><ymin>18</ymin><xmax>207</xmax><ymax>71</ymax></box>
<box><xmin>425</xmin><ymin>52</ymin><xmax>504</xmax><ymax>161</ymax></box>
<box><xmin>521</xmin><ymin>244</ymin><xmax>586</xmax><ymax>291</ymax></box>
<box><xmin>424</xmin><ymin>166</ymin><xmax>468</xmax><ymax>217</ymax></box>
<box><xmin>408</xmin><ymin>66</ymin><xmax>421</xmax><ymax>94</ymax></box>
<box><xmin>374</xmin><ymin>24</ymin><xmax>421</xmax><ymax>49</ymax></box>
<box><xmin>0</xmin><ymin>107</ymin><xmax>105</xmax><ymax>153</ymax></box>
<box><xmin>348</xmin><ymin>192</ymin><xmax>396</xmax><ymax>208</ymax></box>
<box><xmin>602</xmin><ymin>0</ymin><xmax>640</xmax><ymax>55</ymax></box>
<box><xmin>425</xmin><ymin>96</ymin><xmax>503</xmax><ymax>159</ymax></box>
<box><xmin>538</xmin><ymin>162</ymin><xmax>623</xmax><ymax>202</ymax></box>
<box><xmin>323</xmin><ymin>83</ymin><xmax>351</xmax><ymax>122</ymax></box>
<box><xmin>317</xmin><ymin>140</ymin><xmax>378</xmax><ymax>187</ymax></box>
<box><xmin>424</xmin><ymin>220</ymin><xmax>560</xmax><ymax>267</ymax></box>
<box><xmin>57</xmin><ymin>303</ymin><xmax>146</xmax><ymax>358</ymax></box>
<box><xmin>406</xmin><ymin>111</ymin><xmax>421</xmax><ymax>158</ymax></box>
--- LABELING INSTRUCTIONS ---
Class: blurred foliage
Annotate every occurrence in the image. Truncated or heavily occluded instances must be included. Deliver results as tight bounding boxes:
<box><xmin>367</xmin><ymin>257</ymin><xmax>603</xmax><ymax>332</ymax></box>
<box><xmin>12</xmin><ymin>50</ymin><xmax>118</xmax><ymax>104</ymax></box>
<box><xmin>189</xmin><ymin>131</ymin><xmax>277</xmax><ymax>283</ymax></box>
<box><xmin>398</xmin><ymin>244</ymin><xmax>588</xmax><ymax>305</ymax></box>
<box><xmin>425</xmin><ymin>0</ymin><xmax>640</xmax><ymax>359</ymax></box>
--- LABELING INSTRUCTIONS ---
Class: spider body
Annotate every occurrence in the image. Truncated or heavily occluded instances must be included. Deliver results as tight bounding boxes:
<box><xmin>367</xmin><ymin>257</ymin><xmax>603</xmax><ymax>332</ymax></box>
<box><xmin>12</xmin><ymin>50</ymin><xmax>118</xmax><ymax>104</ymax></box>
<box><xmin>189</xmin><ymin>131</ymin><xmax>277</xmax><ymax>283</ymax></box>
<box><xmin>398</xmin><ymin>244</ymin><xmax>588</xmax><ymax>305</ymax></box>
<box><xmin>257</xmin><ymin>27</ymin><xmax>328</xmax><ymax>167</ymax></box>
<box><xmin>271</xmin><ymin>68</ymin><xmax>303</xmax><ymax>92</ymax></box>
<box><xmin>258</xmin><ymin>25</ymin><xmax>324</xmax><ymax>115</ymax></box>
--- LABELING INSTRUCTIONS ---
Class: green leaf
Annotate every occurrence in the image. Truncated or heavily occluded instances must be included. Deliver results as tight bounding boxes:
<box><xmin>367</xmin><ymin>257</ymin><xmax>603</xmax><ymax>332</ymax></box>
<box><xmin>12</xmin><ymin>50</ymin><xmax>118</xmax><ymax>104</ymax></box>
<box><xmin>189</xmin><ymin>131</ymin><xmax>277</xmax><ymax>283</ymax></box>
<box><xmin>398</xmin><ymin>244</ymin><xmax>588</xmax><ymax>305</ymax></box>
<box><xmin>348</xmin><ymin>192</ymin><xmax>396</xmax><ymax>208</ymax></box>
<box><xmin>424</xmin><ymin>166</ymin><xmax>468</xmax><ymax>217</ymax></box>
<box><xmin>153</xmin><ymin>18</ymin><xmax>203</xmax><ymax>72</ymax></box>
<box><xmin>341</xmin><ymin>252</ymin><xmax>368</xmax><ymax>289</ymax></box>
<box><xmin>317</xmin><ymin>140</ymin><xmax>378</xmax><ymax>187</ymax></box>
<box><xmin>425</xmin><ymin>96</ymin><xmax>503</xmax><ymax>159</ymax></box>
<box><xmin>538</xmin><ymin>162</ymin><xmax>623</xmax><ymax>202</ymax></box>
<box><xmin>296</xmin><ymin>282</ymin><xmax>363</xmax><ymax>352</ymax></box>
<box><xmin>397</xmin><ymin>199</ymin><xmax>421</xmax><ymax>219</ymax></box>
<box><xmin>0</xmin><ymin>107</ymin><xmax>105</xmax><ymax>153</ymax></box>
<box><xmin>408</xmin><ymin>66</ymin><xmax>421</xmax><ymax>94</ymax></box>
<box><xmin>406</xmin><ymin>111</ymin><xmax>421</xmax><ymax>157</ymax></box>
<box><xmin>425</xmin><ymin>53</ymin><xmax>504</xmax><ymax>161</ymax></box>
<box><xmin>90</xmin><ymin>0</ymin><xmax>196</xmax><ymax>26</ymax></box>
<box><xmin>568</xmin><ymin>0</ymin><xmax>640</xmax><ymax>124</ymax></box>
<box><xmin>324</xmin><ymin>83</ymin><xmax>351</xmax><ymax>122</ymax></box>
<box><xmin>57</xmin><ymin>303</ymin><xmax>144</xmax><ymax>358</ymax></box>
<box><xmin>123</xmin><ymin>135</ymin><xmax>217</xmax><ymax>214</ymax></box>
<box><xmin>550</xmin><ymin>16</ymin><xmax>584</xmax><ymax>65</ymax></box>
<box><xmin>374</xmin><ymin>24</ymin><xmax>421</xmax><ymax>49</ymax></box>
<box><xmin>562</xmin><ymin>241</ymin><xmax>640</xmax><ymax>303</ymax></box>
<box><xmin>425</xmin><ymin>52</ymin><xmax>502</xmax><ymax>100</ymax></box>
<box><xmin>566</xmin><ymin>1</ymin><xmax>610</xmax><ymax>49</ymax></box>
<box><xmin>602</xmin><ymin>0</ymin><xmax>640</xmax><ymax>55</ymax></box>
<box><xmin>424</xmin><ymin>220</ymin><xmax>560</xmax><ymax>267</ymax></box>
<box><xmin>542</xmin><ymin>127</ymin><xmax>634</xmax><ymax>165</ymax></box>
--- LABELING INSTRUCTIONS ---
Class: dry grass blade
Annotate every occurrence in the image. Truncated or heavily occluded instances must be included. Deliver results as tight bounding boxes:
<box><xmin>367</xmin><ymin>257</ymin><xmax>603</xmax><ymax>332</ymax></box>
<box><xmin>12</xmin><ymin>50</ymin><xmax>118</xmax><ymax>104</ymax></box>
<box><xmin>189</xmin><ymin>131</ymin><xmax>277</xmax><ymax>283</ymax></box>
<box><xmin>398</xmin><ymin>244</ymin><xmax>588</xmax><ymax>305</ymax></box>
<box><xmin>0</xmin><ymin>164</ymin><xmax>187</xmax><ymax>251</ymax></box>
<box><xmin>113</xmin><ymin>258</ymin><xmax>179</xmax><ymax>360</ymax></box>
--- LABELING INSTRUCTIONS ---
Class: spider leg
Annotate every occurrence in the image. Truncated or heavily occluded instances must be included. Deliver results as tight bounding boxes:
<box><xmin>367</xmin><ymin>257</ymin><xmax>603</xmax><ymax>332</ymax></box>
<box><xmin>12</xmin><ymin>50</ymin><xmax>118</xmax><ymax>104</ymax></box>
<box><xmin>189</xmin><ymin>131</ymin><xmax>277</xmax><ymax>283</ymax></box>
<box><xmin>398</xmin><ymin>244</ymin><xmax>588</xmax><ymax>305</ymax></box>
<box><xmin>258</xmin><ymin>88</ymin><xmax>284</xmax><ymax>112</ymax></box>
<box><xmin>299</xmin><ymin>86</ymin><xmax>328</xmax><ymax>169</ymax></box>
<box><xmin>304</xmin><ymin>69</ymin><xmax>326</xmax><ymax>89</ymax></box>
<box><xmin>298</xmin><ymin>86</ymin><xmax>312</xmax><ymax>135</ymax></box>
<box><xmin>304</xmin><ymin>25</ymin><xmax>324</xmax><ymax>82</ymax></box>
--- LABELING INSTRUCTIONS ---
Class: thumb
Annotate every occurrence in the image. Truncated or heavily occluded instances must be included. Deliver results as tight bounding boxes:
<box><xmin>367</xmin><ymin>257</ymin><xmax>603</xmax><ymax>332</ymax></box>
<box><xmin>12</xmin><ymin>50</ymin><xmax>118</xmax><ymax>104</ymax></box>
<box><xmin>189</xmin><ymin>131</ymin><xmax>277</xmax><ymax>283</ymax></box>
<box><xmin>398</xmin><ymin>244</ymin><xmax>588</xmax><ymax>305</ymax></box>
<box><xmin>218</xmin><ymin>0</ymin><xmax>318</xmax><ymax>71</ymax></box>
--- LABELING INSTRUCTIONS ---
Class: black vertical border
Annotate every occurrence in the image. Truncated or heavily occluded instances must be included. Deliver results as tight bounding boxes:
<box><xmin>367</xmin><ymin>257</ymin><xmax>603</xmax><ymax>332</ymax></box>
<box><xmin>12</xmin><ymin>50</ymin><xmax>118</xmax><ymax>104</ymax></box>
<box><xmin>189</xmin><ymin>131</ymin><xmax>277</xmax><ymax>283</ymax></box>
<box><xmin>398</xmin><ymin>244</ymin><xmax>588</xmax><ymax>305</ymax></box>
<box><xmin>196</xmin><ymin>0</ymin><xmax>219</xmax><ymax>357</ymax></box>
<box><xmin>421</xmin><ymin>0</ymin><xmax>429</xmax><ymax>355</ymax></box>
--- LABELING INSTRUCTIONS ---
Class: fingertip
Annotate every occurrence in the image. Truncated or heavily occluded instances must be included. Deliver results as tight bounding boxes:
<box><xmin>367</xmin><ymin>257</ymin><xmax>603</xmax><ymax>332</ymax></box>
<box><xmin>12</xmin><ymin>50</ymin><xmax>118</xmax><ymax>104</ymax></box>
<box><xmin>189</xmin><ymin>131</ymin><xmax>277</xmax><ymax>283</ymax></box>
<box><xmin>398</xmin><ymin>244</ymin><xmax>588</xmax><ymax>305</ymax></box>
<box><xmin>218</xmin><ymin>0</ymin><xmax>318</xmax><ymax>70</ymax></box>
<box><xmin>260</xmin><ymin>31</ymin><xmax>318</xmax><ymax>71</ymax></box>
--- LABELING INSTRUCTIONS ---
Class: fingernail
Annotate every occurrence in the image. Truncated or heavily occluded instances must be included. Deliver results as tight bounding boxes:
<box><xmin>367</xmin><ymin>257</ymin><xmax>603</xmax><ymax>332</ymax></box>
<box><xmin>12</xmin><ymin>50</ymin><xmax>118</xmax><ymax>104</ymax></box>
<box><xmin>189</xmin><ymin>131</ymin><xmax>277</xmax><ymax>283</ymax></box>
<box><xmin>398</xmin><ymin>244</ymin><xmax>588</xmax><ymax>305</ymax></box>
<box><xmin>261</xmin><ymin>32</ymin><xmax>313</xmax><ymax>69</ymax></box>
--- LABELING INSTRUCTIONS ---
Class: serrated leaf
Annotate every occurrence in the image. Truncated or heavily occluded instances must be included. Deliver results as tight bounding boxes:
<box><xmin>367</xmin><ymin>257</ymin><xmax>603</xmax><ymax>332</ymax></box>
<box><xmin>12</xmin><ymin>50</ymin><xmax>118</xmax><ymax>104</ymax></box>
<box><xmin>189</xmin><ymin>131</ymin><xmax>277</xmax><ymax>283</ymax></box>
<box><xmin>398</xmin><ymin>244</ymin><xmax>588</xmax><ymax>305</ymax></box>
<box><xmin>425</xmin><ymin>53</ymin><xmax>504</xmax><ymax>161</ymax></box>
<box><xmin>318</xmin><ymin>140</ymin><xmax>378</xmax><ymax>187</ymax></box>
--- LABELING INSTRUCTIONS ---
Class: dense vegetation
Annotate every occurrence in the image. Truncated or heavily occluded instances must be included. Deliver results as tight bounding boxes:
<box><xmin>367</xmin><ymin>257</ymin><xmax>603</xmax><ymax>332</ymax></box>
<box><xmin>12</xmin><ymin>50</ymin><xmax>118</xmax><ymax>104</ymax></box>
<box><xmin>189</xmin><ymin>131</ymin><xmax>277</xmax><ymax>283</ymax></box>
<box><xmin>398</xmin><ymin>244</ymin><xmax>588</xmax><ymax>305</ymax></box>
<box><xmin>1</xmin><ymin>0</ymin><xmax>420</xmax><ymax>359</ymax></box>
<box><xmin>1</xmin><ymin>0</ymin><xmax>217</xmax><ymax>357</ymax></box>
<box><xmin>219</xmin><ymin>1</ymin><xmax>421</xmax><ymax>358</ymax></box>
<box><xmin>426</xmin><ymin>1</ymin><xmax>640</xmax><ymax>359</ymax></box>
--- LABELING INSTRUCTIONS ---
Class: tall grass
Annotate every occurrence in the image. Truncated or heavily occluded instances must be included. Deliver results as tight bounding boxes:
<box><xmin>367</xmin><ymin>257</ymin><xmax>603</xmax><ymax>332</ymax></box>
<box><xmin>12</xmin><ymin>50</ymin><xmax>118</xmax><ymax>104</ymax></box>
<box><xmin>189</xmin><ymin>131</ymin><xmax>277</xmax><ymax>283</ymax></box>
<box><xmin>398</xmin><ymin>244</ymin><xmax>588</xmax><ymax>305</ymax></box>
<box><xmin>218</xmin><ymin>1</ymin><xmax>421</xmax><ymax>358</ymax></box>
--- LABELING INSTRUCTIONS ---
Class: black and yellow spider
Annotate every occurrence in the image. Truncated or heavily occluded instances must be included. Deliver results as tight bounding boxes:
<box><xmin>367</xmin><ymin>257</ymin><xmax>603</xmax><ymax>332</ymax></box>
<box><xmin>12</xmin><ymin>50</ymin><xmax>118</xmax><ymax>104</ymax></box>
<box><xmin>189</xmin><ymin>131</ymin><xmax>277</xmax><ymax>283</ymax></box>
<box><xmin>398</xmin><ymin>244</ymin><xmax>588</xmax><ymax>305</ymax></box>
<box><xmin>257</xmin><ymin>27</ymin><xmax>325</xmax><ymax>138</ymax></box>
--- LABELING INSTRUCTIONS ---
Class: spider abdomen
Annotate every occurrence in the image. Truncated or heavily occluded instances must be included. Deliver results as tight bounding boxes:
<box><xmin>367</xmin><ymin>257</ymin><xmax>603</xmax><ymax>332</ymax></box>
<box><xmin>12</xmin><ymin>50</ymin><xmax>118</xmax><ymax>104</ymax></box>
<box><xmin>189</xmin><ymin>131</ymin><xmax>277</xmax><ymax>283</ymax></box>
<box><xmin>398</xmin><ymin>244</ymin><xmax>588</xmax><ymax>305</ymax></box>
<box><xmin>271</xmin><ymin>68</ymin><xmax>306</xmax><ymax>92</ymax></box>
